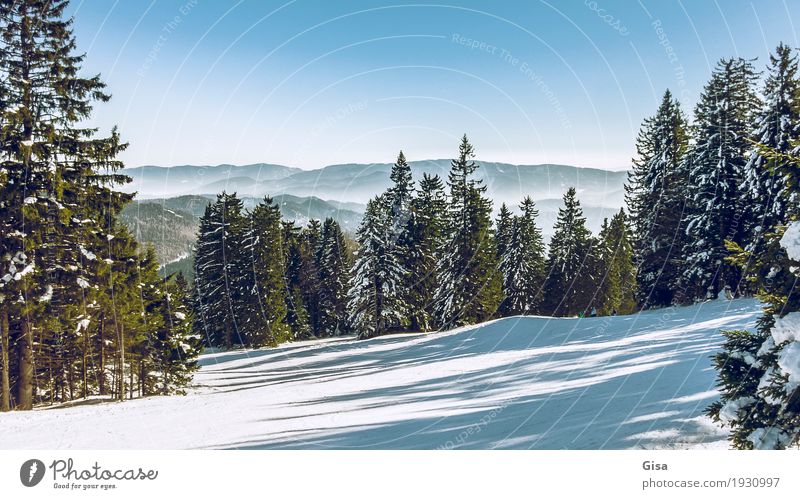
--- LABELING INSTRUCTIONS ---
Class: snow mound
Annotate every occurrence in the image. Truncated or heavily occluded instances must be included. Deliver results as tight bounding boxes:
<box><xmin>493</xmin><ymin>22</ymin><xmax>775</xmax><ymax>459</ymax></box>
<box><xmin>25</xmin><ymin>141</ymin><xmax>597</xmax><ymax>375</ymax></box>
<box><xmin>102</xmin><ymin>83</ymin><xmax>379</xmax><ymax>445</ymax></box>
<box><xmin>0</xmin><ymin>299</ymin><xmax>762</xmax><ymax>450</ymax></box>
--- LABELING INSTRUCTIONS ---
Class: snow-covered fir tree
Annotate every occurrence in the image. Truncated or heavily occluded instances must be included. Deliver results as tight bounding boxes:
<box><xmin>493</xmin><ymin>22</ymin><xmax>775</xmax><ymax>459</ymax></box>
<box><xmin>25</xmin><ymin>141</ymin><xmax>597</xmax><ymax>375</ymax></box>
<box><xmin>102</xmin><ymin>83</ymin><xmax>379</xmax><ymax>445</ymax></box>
<box><xmin>240</xmin><ymin>197</ymin><xmax>290</xmax><ymax>347</ymax></box>
<box><xmin>404</xmin><ymin>173</ymin><xmax>447</xmax><ymax>331</ymax></box>
<box><xmin>679</xmin><ymin>58</ymin><xmax>760</xmax><ymax>302</ymax></box>
<box><xmin>742</xmin><ymin>43</ymin><xmax>800</xmax><ymax>257</ymax></box>
<box><xmin>499</xmin><ymin>197</ymin><xmax>546</xmax><ymax>316</ymax></box>
<box><xmin>316</xmin><ymin>218</ymin><xmax>351</xmax><ymax>336</ymax></box>
<box><xmin>543</xmin><ymin>187</ymin><xmax>598</xmax><ymax>317</ymax></box>
<box><xmin>495</xmin><ymin>203</ymin><xmax>514</xmax><ymax>261</ymax></box>
<box><xmin>301</xmin><ymin>219</ymin><xmax>324</xmax><ymax>335</ymax></box>
<box><xmin>0</xmin><ymin>0</ymin><xmax>200</xmax><ymax>409</ymax></box>
<box><xmin>282</xmin><ymin>221</ymin><xmax>312</xmax><ymax>339</ymax></box>
<box><xmin>433</xmin><ymin>135</ymin><xmax>502</xmax><ymax>329</ymax></box>
<box><xmin>156</xmin><ymin>272</ymin><xmax>201</xmax><ymax>395</ymax></box>
<box><xmin>193</xmin><ymin>192</ymin><xmax>248</xmax><ymax>348</ymax></box>
<box><xmin>708</xmin><ymin>143</ymin><xmax>800</xmax><ymax>449</ymax></box>
<box><xmin>347</xmin><ymin>195</ymin><xmax>407</xmax><ymax>339</ymax></box>
<box><xmin>626</xmin><ymin>89</ymin><xmax>689</xmax><ymax>308</ymax></box>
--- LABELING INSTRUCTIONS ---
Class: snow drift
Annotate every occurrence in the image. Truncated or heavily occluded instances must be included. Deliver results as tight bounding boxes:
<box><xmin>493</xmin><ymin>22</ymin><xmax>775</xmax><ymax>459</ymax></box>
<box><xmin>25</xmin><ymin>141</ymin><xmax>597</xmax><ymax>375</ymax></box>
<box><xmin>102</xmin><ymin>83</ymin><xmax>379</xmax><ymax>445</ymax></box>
<box><xmin>0</xmin><ymin>299</ymin><xmax>762</xmax><ymax>449</ymax></box>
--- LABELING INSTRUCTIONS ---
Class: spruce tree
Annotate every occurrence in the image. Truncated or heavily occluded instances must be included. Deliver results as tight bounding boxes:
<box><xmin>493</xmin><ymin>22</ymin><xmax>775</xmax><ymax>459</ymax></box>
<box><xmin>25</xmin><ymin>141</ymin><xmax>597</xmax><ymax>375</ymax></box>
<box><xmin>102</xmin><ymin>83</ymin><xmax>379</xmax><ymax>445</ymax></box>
<box><xmin>404</xmin><ymin>173</ymin><xmax>447</xmax><ymax>331</ymax></box>
<box><xmin>742</xmin><ymin>43</ymin><xmax>800</xmax><ymax>257</ymax></box>
<box><xmin>193</xmin><ymin>192</ymin><xmax>247</xmax><ymax>347</ymax></box>
<box><xmin>316</xmin><ymin>218</ymin><xmax>351</xmax><ymax>336</ymax></box>
<box><xmin>543</xmin><ymin>188</ymin><xmax>597</xmax><ymax>317</ymax></box>
<box><xmin>596</xmin><ymin>209</ymin><xmax>637</xmax><ymax>315</ymax></box>
<box><xmin>347</xmin><ymin>195</ymin><xmax>406</xmax><ymax>339</ymax></box>
<box><xmin>499</xmin><ymin>197</ymin><xmax>546</xmax><ymax>316</ymax></box>
<box><xmin>433</xmin><ymin>135</ymin><xmax>502</xmax><ymax>328</ymax></box>
<box><xmin>157</xmin><ymin>272</ymin><xmax>201</xmax><ymax>395</ymax></box>
<box><xmin>282</xmin><ymin>221</ymin><xmax>311</xmax><ymax>339</ymax></box>
<box><xmin>707</xmin><ymin>144</ymin><xmax>800</xmax><ymax>449</ymax></box>
<box><xmin>240</xmin><ymin>197</ymin><xmax>290</xmax><ymax>347</ymax></box>
<box><xmin>0</xmin><ymin>0</ymin><xmax>131</xmax><ymax>408</ymax></box>
<box><xmin>301</xmin><ymin>219</ymin><xmax>323</xmax><ymax>335</ymax></box>
<box><xmin>626</xmin><ymin>89</ymin><xmax>689</xmax><ymax>307</ymax></box>
<box><xmin>495</xmin><ymin>203</ymin><xmax>513</xmax><ymax>261</ymax></box>
<box><xmin>679</xmin><ymin>58</ymin><xmax>760</xmax><ymax>302</ymax></box>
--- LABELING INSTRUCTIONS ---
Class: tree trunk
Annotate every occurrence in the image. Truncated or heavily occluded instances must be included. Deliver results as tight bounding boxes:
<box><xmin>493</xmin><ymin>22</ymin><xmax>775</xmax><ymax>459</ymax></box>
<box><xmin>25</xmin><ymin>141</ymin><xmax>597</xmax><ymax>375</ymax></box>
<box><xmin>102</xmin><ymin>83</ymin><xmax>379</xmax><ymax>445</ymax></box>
<box><xmin>82</xmin><ymin>323</ymin><xmax>88</xmax><ymax>398</ymax></box>
<box><xmin>0</xmin><ymin>306</ymin><xmax>11</xmax><ymax>411</ymax></box>
<box><xmin>117</xmin><ymin>322</ymin><xmax>125</xmax><ymax>401</ymax></box>
<box><xmin>17</xmin><ymin>319</ymin><xmax>33</xmax><ymax>410</ymax></box>
<box><xmin>99</xmin><ymin>318</ymin><xmax>105</xmax><ymax>395</ymax></box>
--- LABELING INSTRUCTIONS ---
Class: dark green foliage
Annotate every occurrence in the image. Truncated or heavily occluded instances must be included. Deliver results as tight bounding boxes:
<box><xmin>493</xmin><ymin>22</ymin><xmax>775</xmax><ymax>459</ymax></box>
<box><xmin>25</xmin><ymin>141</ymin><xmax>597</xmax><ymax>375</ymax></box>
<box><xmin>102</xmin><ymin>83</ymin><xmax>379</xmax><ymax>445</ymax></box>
<box><xmin>316</xmin><ymin>218</ymin><xmax>351</xmax><ymax>336</ymax></box>
<box><xmin>499</xmin><ymin>197</ymin><xmax>546</xmax><ymax>316</ymax></box>
<box><xmin>596</xmin><ymin>209</ymin><xmax>637</xmax><ymax>315</ymax></box>
<box><xmin>679</xmin><ymin>58</ymin><xmax>760</xmax><ymax>301</ymax></box>
<box><xmin>347</xmin><ymin>195</ymin><xmax>407</xmax><ymax>339</ymax></box>
<box><xmin>433</xmin><ymin>135</ymin><xmax>503</xmax><ymax>328</ymax></box>
<box><xmin>626</xmin><ymin>90</ymin><xmax>688</xmax><ymax>307</ymax></box>
<box><xmin>543</xmin><ymin>188</ymin><xmax>598</xmax><ymax>317</ymax></box>
<box><xmin>404</xmin><ymin>173</ymin><xmax>447</xmax><ymax>331</ymax></box>
<box><xmin>240</xmin><ymin>197</ymin><xmax>290</xmax><ymax>347</ymax></box>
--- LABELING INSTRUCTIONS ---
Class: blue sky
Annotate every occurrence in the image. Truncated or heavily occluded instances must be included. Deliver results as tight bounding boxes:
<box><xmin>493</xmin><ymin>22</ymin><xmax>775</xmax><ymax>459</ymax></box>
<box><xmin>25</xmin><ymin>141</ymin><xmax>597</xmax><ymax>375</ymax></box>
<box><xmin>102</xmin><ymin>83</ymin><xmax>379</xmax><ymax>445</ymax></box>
<box><xmin>69</xmin><ymin>0</ymin><xmax>800</xmax><ymax>170</ymax></box>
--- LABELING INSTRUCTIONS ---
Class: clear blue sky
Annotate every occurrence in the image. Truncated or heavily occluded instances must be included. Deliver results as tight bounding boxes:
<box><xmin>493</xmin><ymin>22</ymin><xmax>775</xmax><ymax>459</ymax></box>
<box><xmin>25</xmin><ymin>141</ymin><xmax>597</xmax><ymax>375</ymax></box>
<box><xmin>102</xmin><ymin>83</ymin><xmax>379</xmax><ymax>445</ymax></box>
<box><xmin>68</xmin><ymin>0</ymin><xmax>800</xmax><ymax>170</ymax></box>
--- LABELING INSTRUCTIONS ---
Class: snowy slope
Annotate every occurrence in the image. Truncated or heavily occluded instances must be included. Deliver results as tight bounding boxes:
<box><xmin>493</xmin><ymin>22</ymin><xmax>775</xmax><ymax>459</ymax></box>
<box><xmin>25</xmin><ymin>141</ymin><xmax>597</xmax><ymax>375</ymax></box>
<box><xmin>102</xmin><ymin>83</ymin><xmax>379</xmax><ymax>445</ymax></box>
<box><xmin>0</xmin><ymin>299</ymin><xmax>762</xmax><ymax>450</ymax></box>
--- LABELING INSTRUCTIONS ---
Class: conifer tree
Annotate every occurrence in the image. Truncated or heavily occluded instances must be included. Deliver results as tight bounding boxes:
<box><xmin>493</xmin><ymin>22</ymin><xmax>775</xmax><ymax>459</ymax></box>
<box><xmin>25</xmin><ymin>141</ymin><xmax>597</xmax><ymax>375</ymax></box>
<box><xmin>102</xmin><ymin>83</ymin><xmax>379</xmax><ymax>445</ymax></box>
<box><xmin>495</xmin><ymin>203</ymin><xmax>513</xmax><ymax>261</ymax></box>
<box><xmin>404</xmin><ymin>173</ymin><xmax>447</xmax><ymax>331</ymax></box>
<box><xmin>679</xmin><ymin>58</ymin><xmax>760</xmax><ymax>302</ymax></box>
<box><xmin>596</xmin><ymin>209</ymin><xmax>637</xmax><ymax>315</ymax></box>
<box><xmin>240</xmin><ymin>197</ymin><xmax>290</xmax><ymax>347</ymax></box>
<box><xmin>499</xmin><ymin>197</ymin><xmax>546</xmax><ymax>316</ymax></box>
<box><xmin>543</xmin><ymin>188</ymin><xmax>597</xmax><ymax>317</ymax></box>
<box><xmin>157</xmin><ymin>272</ymin><xmax>201</xmax><ymax>395</ymax></box>
<box><xmin>193</xmin><ymin>192</ymin><xmax>247</xmax><ymax>348</ymax></box>
<box><xmin>317</xmin><ymin>218</ymin><xmax>351</xmax><ymax>336</ymax></box>
<box><xmin>347</xmin><ymin>195</ymin><xmax>406</xmax><ymax>339</ymax></box>
<box><xmin>282</xmin><ymin>221</ymin><xmax>311</xmax><ymax>339</ymax></box>
<box><xmin>626</xmin><ymin>90</ymin><xmax>689</xmax><ymax>307</ymax></box>
<box><xmin>742</xmin><ymin>43</ymin><xmax>800</xmax><ymax>257</ymax></box>
<box><xmin>707</xmin><ymin>145</ymin><xmax>800</xmax><ymax>449</ymax></box>
<box><xmin>301</xmin><ymin>219</ymin><xmax>323</xmax><ymax>335</ymax></box>
<box><xmin>0</xmin><ymin>0</ymin><xmax>133</xmax><ymax>408</ymax></box>
<box><xmin>433</xmin><ymin>135</ymin><xmax>502</xmax><ymax>328</ymax></box>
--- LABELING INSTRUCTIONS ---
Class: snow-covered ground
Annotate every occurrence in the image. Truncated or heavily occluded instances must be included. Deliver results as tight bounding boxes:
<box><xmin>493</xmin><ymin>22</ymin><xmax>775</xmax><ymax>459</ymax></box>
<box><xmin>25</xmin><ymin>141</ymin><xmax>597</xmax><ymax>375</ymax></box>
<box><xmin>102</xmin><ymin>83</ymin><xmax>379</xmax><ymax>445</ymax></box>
<box><xmin>0</xmin><ymin>299</ymin><xmax>762</xmax><ymax>449</ymax></box>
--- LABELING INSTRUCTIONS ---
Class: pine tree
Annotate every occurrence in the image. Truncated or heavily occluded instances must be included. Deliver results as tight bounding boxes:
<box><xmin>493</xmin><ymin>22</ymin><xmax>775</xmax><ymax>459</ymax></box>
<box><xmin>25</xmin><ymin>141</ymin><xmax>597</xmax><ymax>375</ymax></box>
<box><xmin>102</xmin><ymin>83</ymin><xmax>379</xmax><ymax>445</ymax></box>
<box><xmin>433</xmin><ymin>135</ymin><xmax>502</xmax><ymax>328</ymax></box>
<box><xmin>499</xmin><ymin>197</ymin><xmax>546</xmax><ymax>316</ymax></box>
<box><xmin>707</xmin><ymin>144</ymin><xmax>800</xmax><ymax>448</ymax></box>
<box><xmin>193</xmin><ymin>192</ymin><xmax>247</xmax><ymax>348</ymax></box>
<box><xmin>404</xmin><ymin>173</ymin><xmax>447</xmax><ymax>331</ymax></box>
<box><xmin>679</xmin><ymin>58</ymin><xmax>760</xmax><ymax>302</ymax></box>
<box><xmin>0</xmin><ymin>0</ymin><xmax>132</xmax><ymax>408</ymax></box>
<box><xmin>317</xmin><ymin>218</ymin><xmax>351</xmax><ymax>336</ymax></box>
<box><xmin>742</xmin><ymin>43</ymin><xmax>800</xmax><ymax>257</ymax></box>
<box><xmin>301</xmin><ymin>219</ymin><xmax>323</xmax><ymax>335</ymax></box>
<box><xmin>543</xmin><ymin>188</ymin><xmax>597</xmax><ymax>317</ymax></box>
<box><xmin>347</xmin><ymin>195</ymin><xmax>407</xmax><ymax>339</ymax></box>
<box><xmin>240</xmin><ymin>197</ymin><xmax>290</xmax><ymax>347</ymax></box>
<box><xmin>282</xmin><ymin>221</ymin><xmax>311</xmax><ymax>339</ymax></box>
<box><xmin>596</xmin><ymin>209</ymin><xmax>637</xmax><ymax>315</ymax></box>
<box><xmin>156</xmin><ymin>272</ymin><xmax>201</xmax><ymax>395</ymax></box>
<box><xmin>495</xmin><ymin>203</ymin><xmax>513</xmax><ymax>261</ymax></box>
<box><xmin>626</xmin><ymin>89</ymin><xmax>689</xmax><ymax>308</ymax></box>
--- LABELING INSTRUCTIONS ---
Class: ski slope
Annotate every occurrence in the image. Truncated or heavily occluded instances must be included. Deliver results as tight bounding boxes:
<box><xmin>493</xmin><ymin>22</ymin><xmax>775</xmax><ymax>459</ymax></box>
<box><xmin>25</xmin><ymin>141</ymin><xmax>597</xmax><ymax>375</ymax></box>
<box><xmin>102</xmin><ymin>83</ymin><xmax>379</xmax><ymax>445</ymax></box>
<box><xmin>0</xmin><ymin>299</ymin><xmax>762</xmax><ymax>449</ymax></box>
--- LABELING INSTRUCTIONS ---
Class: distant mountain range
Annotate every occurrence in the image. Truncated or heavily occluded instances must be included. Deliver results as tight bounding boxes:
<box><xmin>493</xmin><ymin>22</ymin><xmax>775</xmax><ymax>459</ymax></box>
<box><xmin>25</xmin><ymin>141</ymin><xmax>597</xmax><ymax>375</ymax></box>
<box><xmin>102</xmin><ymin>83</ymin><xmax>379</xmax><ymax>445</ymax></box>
<box><xmin>122</xmin><ymin>160</ymin><xmax>628</xmax><ymax>208</ymax></box>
